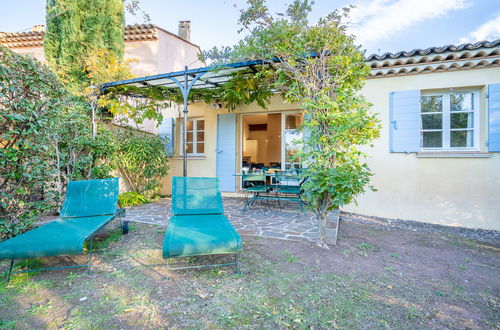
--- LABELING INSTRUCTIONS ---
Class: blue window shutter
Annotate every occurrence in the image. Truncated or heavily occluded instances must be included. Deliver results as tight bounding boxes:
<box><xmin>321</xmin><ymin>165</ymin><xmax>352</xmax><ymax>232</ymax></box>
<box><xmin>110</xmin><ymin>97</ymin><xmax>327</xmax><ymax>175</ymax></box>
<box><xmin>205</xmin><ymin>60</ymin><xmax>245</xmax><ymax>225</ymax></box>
<box><xmin>389</xmin><ymin>90</ymin><xmax>421</xmax><ymax>153</ymax></box>
<box><xmin>159</xmin><ymin>117</ymin><xmax>175</xmax><ymax>155</ymax></box>
<box><xmin>488</xmin><ymin>84</ymin><xmax>500</xmax><ymax>152</ymax></box>
<box><xmin>216</xmin><ymin>114</ymin><xmax>237</xmax><ymax>192</ymax></box>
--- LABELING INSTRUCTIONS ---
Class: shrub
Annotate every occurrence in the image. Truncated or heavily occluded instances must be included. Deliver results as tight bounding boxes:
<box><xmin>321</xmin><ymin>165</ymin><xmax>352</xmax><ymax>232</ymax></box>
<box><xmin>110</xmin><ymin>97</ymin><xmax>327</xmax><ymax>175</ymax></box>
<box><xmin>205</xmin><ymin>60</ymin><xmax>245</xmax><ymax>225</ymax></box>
<box><xmin>118</xmin><ymin>192</ymin><xmax>148</xmax><ymax>207</ymax></box>
<box><xmin>0</xmin><ymin>47</ymin><xmax>117</xmax><ymax>240</ymax></box>
<box><xmin>52</xmin><ymin>98</ymin><xmax>116</xmax><ymax>184</ymax></box>
<box><xmin>0</xmin><ymin>47</ymin><xmax>66</xmax><ymax>239</ymax></box>
<box><xmin>113</xmin><ymin>129</ymin><xmax>170</xmax><ymax>199</ymax></box>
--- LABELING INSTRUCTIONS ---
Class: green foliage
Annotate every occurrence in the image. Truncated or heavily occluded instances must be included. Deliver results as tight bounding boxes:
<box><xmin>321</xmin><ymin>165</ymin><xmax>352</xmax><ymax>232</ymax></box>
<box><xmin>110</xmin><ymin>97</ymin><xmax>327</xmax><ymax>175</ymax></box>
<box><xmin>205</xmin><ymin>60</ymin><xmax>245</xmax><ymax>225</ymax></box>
<box><xmin>204</xmin><ymin>1</ymin><xmax>381</xmax><ymax>248</ymax></box>
<box><xmin>0</xmin><ymin>47</ymin><xmax>118</xmax><ymax>240</ymax></box>
<box><xmin>113</xmin><ymin>130</ymin><xmax>170</xmax><ymax>199</ymax></box>
<box><xmin>118</xmin><ymin>192</ymin><xmax>148</xmax><ymax>207</ymax></box>
<box><xmin>0</xmin><ymin>46</ymin><xmax>65</xmax><ymax>240</ymax></box>
<box><xmin>44</xmin><ymin>0</ymin><xmax>125</xmax><ymax>91</ymax></box>
<box><xmin>1</xmin><ymin>4</ymin><xmax>158</xmax><ymax>240</ymax></box>
<box><xmin>356</xmin><ymin>242</ymin><xmax>375</xmax><ymax>251</ymax></box>
<box><xmin>52</xmin><ymin>97</ymin><xmax>116</xmax><ymax>182</ymax></box>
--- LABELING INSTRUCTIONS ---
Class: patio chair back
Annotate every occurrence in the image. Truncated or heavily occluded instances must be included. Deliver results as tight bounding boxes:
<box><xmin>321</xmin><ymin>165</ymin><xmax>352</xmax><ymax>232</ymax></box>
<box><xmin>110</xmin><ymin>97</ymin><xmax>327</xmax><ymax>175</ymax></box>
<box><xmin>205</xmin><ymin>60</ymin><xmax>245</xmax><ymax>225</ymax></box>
<box><xmin>172</xmin><ymin>176</ymin><xmax>224</xmax><ymax>216</ymax></box>
<box><xmin>242</xmin><ymin>173</ymin><xmax>266</xmax><ymax>189</ymax></box>
<box><xmin>59</xmin><ymin>178</ymin><xmax>119</xmax><ymax>218</ymax></box>
<box><xmin>242</xmin><ymin>173</ymin><xmax>266</xmax><ymax>183</ymax></box>
<box><xmin>275</xmin><ymin>173</ymin><xmax>302</xmax><ymax>187</ymax></box>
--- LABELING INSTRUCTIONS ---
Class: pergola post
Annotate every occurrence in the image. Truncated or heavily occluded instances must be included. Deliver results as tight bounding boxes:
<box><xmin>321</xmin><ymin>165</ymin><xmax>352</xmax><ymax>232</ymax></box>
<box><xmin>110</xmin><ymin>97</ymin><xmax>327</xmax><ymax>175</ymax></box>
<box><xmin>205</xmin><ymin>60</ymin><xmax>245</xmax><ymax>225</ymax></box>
<box><xmin>167</xmin><ymin>67</ymin><xmax>207</xmax><ymax>177</ymax></box>
<box><xmin>183</xmin><ymin>66</ymin><xmax>188</xmax><ymax>177</ymax></box>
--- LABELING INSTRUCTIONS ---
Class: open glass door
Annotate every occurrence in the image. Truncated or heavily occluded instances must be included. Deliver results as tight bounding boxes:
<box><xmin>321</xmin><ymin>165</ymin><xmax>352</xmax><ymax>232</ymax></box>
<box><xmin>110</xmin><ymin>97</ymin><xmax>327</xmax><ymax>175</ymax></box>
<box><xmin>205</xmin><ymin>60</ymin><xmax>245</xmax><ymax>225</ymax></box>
<box><xmin>283</xmin><ymin>113</ymin><xmax>303</xmax><ymax>171</ymax></box>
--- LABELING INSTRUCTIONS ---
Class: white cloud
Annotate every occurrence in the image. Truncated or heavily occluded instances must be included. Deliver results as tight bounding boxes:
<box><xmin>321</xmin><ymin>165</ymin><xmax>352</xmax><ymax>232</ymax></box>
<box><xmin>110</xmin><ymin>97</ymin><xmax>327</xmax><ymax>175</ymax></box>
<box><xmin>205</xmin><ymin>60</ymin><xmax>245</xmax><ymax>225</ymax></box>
<box><xmin>348</xmin><ymin>0</ymin><xmax>468</xmax><ymax>47</ymax></box>
<box><xmin>459</xmin><ymin>13</ymin><xmax>500</xmax><ymax>43</ymax></box>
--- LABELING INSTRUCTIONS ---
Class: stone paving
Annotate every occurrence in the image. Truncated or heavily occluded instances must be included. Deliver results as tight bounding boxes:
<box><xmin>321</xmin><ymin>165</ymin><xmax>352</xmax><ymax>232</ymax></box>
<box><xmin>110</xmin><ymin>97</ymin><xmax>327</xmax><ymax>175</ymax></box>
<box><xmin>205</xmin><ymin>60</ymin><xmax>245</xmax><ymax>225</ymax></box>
<box><xmin>124</xmin><ymin>197</ymin><xmax>320</xmax><ymax>242</ymax></box>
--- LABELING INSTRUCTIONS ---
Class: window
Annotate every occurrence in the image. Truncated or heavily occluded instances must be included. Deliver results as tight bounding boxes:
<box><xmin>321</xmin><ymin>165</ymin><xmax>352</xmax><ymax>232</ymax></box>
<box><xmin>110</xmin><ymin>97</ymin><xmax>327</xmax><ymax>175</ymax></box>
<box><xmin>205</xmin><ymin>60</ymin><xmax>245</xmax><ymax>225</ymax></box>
<box><xmin>420</xmin><ymin>91</ymin><xmax>479</xmax><ymax>150</ymax></box>
<box><xmin>283</xmin><ymin>113</ymin><xmax>303</xmax><ymax>170</ymax></box>
<box><xmin>180</xmin><ymin>119</ymin><xmax>205</xmax><ymax>155</ymax></box>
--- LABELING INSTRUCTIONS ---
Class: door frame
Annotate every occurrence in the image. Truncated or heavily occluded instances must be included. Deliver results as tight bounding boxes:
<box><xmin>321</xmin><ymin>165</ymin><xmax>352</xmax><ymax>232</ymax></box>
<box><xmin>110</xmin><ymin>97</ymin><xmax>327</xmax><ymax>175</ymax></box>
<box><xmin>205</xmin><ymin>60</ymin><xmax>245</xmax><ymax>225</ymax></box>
<box><xmin>238</xmin><ymin>110</ymin><xmax>302</xmax><ymax>190</ymax></box>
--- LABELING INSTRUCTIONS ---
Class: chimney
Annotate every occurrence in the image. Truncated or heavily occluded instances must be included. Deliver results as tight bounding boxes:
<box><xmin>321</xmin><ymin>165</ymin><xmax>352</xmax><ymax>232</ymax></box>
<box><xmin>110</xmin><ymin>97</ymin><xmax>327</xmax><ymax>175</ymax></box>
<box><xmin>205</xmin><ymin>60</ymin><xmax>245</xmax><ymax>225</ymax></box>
<box><xmin>178</xmin><ymin>21</ymin><xmax>191</xmax><ymax>41</ymax></box>
<box><xmin>31</xmin><ymin>25</ymin><xmax>45</xmax><ymax>32</ymax></box>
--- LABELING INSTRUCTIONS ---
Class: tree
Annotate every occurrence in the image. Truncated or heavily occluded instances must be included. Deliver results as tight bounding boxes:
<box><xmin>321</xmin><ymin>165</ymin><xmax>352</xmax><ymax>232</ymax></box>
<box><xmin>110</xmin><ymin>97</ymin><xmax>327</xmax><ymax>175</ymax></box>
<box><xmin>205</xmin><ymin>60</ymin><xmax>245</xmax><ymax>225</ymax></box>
<box><xmin>0</xmin><ymin>47</ymin><xmax>66</xmax><ymax>239</ymax></box>
<box><xmin>83</xmin><ymin>48</ymin><xmax>134</xmax><ymax>137</ymax></box>
<box><xmin>50</xmin><ymin>97</ymin><xmax>116</xmax><ymax>190</ymax></box>
<box><xmin>112</xmin><ymin>129</ymin><xmax>170</xmax><ymax>200</ymax></box>
<box><xmin>44</xmin><ymin>0</ymin><xmax>125</xmax><ymax>91</ymax></box>
<box><xmin>206</xmin><ymin>0</ymin><xmax>381</xmax><ymax>248</ymax></box>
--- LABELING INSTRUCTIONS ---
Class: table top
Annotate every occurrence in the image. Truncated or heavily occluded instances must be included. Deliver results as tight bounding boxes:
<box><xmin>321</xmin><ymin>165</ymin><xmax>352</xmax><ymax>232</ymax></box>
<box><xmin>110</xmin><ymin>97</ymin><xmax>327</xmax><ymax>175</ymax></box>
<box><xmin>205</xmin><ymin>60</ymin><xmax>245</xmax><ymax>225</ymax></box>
<box><xmin>233</xmin><ymin>171</ymin><xmax>301</xmax><ymax>177</ymax></box>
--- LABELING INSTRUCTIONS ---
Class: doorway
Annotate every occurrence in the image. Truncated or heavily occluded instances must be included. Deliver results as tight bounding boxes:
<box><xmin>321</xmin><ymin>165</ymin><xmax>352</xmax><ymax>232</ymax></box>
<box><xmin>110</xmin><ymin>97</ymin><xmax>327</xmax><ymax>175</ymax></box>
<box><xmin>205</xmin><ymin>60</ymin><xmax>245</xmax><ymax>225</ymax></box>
<box><xmin>241</xmin><ymin>112</ymin><xmax>303</xmax><ymax>172</ymax></box>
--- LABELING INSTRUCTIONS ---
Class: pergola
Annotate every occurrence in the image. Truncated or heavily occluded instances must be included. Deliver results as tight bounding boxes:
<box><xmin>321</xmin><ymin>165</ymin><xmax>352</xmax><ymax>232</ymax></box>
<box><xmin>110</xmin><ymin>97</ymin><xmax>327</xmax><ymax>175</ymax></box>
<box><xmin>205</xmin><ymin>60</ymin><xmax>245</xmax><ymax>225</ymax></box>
<box><xmin>101</xmin><ymin>59</ymin><xmax>269</xmax><ymax>177</ymax></box>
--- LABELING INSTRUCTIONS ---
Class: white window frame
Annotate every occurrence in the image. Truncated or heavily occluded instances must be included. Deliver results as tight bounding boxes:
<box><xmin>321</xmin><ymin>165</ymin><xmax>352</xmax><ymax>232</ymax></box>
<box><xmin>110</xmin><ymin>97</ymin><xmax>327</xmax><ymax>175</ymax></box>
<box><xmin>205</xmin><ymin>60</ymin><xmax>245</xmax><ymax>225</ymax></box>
<box><xmin>420</xmin><ymin>90</ymin><xmax>480</xmax><ymax>151</ymax></box>
<box><xmin>179</xmin><ymin>118</ymin><xmax>205</xmax><ymax>156</ymax></box>
<box><xmin>281</xmin><ymin>111</ymin><xmax>304</xmax><ymax>170</ymax></box>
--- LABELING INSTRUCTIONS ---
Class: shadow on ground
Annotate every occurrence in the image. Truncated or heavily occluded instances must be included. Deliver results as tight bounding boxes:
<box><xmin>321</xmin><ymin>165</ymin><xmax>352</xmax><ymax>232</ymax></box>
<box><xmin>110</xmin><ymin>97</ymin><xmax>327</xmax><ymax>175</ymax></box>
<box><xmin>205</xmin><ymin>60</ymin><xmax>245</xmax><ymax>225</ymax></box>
<box><xmin>1</xmin><ymin>217</ymin><xmax>499</xmax><ymax>328</ymax></box>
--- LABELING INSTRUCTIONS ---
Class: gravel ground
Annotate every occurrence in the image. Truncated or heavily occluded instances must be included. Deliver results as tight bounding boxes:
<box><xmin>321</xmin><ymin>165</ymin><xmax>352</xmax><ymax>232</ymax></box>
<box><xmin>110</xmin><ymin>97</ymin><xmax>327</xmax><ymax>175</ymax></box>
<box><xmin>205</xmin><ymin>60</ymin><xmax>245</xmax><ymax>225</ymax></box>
<box><xmin>340</xmin><ymin>211</ymin><xmax>500</xmax><ymax>245</ymax></box>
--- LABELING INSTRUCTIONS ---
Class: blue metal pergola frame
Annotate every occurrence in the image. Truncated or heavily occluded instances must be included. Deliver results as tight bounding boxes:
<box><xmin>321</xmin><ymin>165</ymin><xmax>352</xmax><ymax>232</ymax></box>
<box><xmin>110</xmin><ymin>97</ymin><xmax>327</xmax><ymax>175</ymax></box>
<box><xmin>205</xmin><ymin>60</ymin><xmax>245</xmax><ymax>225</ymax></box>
<box><xmin>101</xmin><ymin>59</ymin><xmax>269</xmax><ymax>177</ymax></box>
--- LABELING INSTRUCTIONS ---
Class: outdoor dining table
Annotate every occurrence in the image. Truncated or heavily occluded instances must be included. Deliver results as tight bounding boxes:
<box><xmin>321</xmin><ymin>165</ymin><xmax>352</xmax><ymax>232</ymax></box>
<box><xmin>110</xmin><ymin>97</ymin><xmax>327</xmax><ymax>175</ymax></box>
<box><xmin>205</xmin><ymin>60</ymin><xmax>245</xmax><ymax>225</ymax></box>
<box><xmin>233</xmin><ymin>171</ymin><xmax>306</xmax><ymax>212</ymax></box>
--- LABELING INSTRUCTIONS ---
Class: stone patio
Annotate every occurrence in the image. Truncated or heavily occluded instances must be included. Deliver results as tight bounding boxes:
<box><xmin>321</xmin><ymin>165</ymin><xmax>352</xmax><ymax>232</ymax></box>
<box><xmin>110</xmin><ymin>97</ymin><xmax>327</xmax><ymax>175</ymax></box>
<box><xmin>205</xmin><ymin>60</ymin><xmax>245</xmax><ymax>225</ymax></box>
<box><xmin>124</xmin><ymin>197</ymin><xmax>324</xmax><ymax>242</ymax></box>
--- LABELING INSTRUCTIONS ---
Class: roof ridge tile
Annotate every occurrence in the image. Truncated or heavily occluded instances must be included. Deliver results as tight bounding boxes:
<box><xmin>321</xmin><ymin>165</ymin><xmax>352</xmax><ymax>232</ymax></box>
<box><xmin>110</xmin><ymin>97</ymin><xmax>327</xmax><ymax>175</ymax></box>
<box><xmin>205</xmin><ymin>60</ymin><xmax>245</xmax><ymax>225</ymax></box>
<box><xmin>366</xmin><ymin>39</ymin><xmax>500</xmax><ymax>61</ymax></box>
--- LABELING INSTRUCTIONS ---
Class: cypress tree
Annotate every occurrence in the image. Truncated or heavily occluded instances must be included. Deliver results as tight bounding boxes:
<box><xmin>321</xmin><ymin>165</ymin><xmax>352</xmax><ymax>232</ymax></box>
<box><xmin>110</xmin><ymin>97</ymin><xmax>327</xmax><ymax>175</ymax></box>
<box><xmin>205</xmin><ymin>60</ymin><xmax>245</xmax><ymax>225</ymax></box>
<box><xmin>44</xmin><ymin>0</ymin><xmax>124</xmax><ymax>89</ymax></box>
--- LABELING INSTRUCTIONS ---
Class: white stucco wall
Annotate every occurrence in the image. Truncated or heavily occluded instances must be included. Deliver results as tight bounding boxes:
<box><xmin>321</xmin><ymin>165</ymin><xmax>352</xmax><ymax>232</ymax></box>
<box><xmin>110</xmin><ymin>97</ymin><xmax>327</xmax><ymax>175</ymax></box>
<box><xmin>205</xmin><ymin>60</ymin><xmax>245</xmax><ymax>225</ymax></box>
<box><xmin>156</xmin><ymin>29</ymin><xmax>203</xmax><ymax>72</ymax></box>
<box><xmin>12</xmin><ymin>46</ymin><xmax>46</xmax><ymax>62</ymax></box>
<box><xmin>125</xmin><ymin>40</ymin><xmax>159</xmax><ymax>76</ymax></box>
<box><xmin>343</xmin><ymin>67</ymin><xmax>500</xmax><ymax>230</ymax></box>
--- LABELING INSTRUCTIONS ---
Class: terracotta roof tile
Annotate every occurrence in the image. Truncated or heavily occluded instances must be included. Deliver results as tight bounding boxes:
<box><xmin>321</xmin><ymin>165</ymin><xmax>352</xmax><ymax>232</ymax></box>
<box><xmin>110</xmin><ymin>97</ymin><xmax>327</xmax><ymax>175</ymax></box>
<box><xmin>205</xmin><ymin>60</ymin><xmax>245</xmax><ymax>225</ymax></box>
<box><xmin>0</xmin><ymin>24</ymin><xmax>160</xmax><ymax>47</ymax></box>
<box><xmin>366</xmin><ymin>39</ymin><xmax>500</xmax><ymax>61</ymax></box>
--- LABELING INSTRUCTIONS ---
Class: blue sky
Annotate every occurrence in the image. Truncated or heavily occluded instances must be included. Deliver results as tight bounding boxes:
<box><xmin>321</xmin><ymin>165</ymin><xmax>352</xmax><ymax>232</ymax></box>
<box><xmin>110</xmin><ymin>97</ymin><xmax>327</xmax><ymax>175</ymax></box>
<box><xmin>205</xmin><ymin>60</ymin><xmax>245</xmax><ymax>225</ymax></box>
<box><xmin>1</xmin><ymin>0</ymin><xmax>499</xmax><ymax>56</ymax></box>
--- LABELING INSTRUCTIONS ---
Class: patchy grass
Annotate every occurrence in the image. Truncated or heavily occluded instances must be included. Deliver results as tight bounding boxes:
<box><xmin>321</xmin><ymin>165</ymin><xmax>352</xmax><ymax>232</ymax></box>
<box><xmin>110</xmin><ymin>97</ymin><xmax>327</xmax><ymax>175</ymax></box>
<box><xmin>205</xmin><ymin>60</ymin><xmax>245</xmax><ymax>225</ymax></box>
<box><xmin>0</xmin><ymin>221</ymin><xmax>498</xmax><ymax>329</ymax></box>
<box><xmin>281</xmin><ymin>251</ymin><xmax>299</xmax><ymax>263</ymax></box>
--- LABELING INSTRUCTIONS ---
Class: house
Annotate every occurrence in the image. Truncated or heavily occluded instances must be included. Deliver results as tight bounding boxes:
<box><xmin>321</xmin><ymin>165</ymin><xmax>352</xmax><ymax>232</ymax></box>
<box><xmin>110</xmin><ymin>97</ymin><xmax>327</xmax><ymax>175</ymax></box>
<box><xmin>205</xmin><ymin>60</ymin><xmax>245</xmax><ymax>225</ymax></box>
<box><xmin>4</xmin><ymin>23</ymin><xmax>499</xmax><ymax>231</ymax></box>
<box><xmin>124</xmin><ymin>39</ymin><xmax>499</xmax><ymax>231</ymax></box>
<box><xmin>0</xmin><ymin>22</ymin><xmax>203</xmax><ymax>133</ymax></box>
<box><xmin>0</xmin><ymin>22</ymin><xmax>202</xmax><ymax>76</ymax></box>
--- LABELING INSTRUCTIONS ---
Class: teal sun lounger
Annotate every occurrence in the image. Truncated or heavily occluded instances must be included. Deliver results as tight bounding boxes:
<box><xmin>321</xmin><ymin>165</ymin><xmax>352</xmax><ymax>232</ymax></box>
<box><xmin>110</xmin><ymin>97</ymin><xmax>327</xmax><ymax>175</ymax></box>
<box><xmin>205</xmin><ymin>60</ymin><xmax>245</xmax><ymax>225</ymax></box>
<box><xmin>0</xmin><ymin>178</ymin><xmax>127</xmax><ymax>282</ymax></box>
<box><xmin>163</xmin><ymin>177</ymin><xmax>242</xmax><ymax>272</ymax></box>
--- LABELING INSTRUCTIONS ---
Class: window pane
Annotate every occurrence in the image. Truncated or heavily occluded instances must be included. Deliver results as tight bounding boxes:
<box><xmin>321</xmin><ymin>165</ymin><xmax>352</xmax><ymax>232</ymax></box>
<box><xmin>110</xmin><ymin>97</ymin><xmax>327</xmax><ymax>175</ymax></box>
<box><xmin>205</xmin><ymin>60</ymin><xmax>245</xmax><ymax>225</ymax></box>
<box><xmin>284</xmin><ymin>129</ymin><xmax>303</xmax><ymax>167</ymax></box>
<box><xmin>186</xmin><ymin>120</ymin><xmax>194</xmax><ymax>131</ymax></box>
<box><xmin>451</xmin><ymin>130</ymin><xmax>473</xmax><ymax>148</ymax></box>
<box><xmin>186</xmin><ymin>132</ymin><xmax>193</xmax><ymax>142</ymax></box>
<box><xmin>197</xmin><ymin>120</ymin><xmax>204</xmax><ymax>130</ymax></box>
<box><xmin>197</xmin><ymin>142</ymin><xmax>204</xmax><ymax>154</ymax></box>
<box><xmin>285</xmin><ymin>114</ymin><xmax>303</xmax><ymax>129</ymax></box>
<box><xmin>422</xmin><ymin>131</ymin><xmax>442</xmax><ymax>148</ymax></box>
<box><xmin>196</xmin><ymin>131</ymin><xmax>204</xmax><ymax>142</ymax></box>
<box><xmin>421</xmin><ymin>114</ymin><xmax>442</xmax><ymax>129</ymax></box>
<box><xmin>421</xmin><ymin>95</ymin><xmax>442</xmax><ymax>113</ymax></box>
<box><xmin>451</xmin><ymin>93</ymin><xmax>473</xmax><ymax>112</ymax></box>
<box><xmin>451</xmin><ymin>112</ymin><xmax>473</xmax><ymax>129</ymax></box>
<box><xmin>186</xmin><ymin>142</ymin><xmax>193</xmax><ymax>154</ymax></box>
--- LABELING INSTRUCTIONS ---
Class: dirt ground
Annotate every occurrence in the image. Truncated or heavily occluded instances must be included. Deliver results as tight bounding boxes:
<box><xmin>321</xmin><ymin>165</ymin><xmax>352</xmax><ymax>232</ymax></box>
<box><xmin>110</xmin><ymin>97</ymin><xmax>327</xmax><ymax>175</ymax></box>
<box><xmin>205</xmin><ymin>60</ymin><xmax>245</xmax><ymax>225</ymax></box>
<box><xmin>0</xmin><ymin>219</ymin><xmax>499</xmax><ymax>329</ymax></box>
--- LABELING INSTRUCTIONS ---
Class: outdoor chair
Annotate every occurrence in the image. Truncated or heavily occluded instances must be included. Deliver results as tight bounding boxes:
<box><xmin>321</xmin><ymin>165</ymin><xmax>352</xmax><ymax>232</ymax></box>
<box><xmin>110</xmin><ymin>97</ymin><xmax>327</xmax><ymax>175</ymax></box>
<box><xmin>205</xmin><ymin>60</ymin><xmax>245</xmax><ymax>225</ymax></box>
<box><xmin>273</xmin><ymin>172</ymin><xmax>307</xmax><ymax>212</ymax></box>
<box><xmin>0</xmin><ymin>178</ymin><xmax>127</xmax><ymax>282</ymax></box>
<box><xmin>162</xmin><ymin>176</ymin><xmax>242</xmax><ymax>272</ymax></box>
<box><xmin>242</xmin><ymin>173</ymin><xmax>268</xmax><ymax>211</ymax></box>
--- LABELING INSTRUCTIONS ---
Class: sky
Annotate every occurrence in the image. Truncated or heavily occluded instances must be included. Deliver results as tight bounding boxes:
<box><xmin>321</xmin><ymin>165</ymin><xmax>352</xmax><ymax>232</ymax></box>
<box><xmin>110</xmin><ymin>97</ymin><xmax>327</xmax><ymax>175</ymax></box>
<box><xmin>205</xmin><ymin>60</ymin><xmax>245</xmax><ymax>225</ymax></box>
<box><xmin>0</xmin><ymin>0</ymin><xmax>499</xmax><ymax>57</ymax></box>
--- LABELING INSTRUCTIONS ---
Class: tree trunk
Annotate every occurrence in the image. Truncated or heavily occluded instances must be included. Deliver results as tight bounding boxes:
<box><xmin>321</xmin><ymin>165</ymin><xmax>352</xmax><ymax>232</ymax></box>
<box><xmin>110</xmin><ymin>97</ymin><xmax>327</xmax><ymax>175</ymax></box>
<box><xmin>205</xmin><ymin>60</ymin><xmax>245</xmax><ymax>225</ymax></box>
<box><xmin>316</xmin><ymin>210</ymin><xmax>330</xmax><ymax>249</ymax></box>
<box><xmin>54</xmin><ymin>142</ymin><xmax>63</xmax><ymax>200</ymax></box>
<box><xmin>91</xmin><ymin>103</ymin><xmax>97</xmax><ymax>139</ymax></box>
<box><xmin>118</xmin><ymin>166</ymin><xmax>137</xmax><ymax>192</ymax></box>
